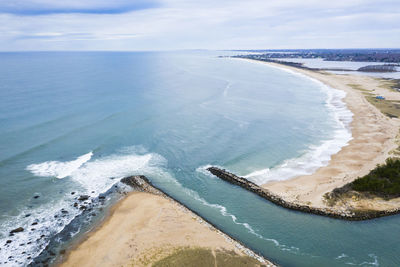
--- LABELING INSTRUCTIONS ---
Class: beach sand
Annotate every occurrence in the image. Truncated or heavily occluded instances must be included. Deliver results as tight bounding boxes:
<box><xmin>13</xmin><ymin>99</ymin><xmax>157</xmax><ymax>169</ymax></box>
<box><xmin>59</xmin><ymin>60</ymin><xmax>400</xmax><ymax>266</ymax></box>
<box><xmin>60</xmin><ymin>191</ymin><xmax>272</xmax><ymax>267</ymax></box>
<box><xmin>253</xmin><ymin>61</ymin><xmax>400</xmax><ymax>211</ymax></box>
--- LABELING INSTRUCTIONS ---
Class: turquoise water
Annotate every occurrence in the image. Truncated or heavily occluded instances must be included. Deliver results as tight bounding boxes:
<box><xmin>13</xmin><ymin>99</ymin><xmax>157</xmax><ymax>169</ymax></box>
<box><xmin>0</xmin><ymin>51</ymin><xmax>399</xmax><ymax>266</ymax></box>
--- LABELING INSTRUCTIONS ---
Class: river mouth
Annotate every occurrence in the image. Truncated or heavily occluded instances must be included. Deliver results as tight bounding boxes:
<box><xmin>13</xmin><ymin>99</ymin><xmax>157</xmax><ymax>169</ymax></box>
<box><xmin>1</xmin><ymin>51</ymin><xmax>398</xmax><ymax>266</ymax></box>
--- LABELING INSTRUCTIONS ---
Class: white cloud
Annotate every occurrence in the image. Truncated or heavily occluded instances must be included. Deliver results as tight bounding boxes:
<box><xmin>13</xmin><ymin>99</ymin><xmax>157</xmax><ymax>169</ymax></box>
<box><xmin>0</xmin><ymin>0</ymin><xmax>398</xmax><ymax>50</ymax></box>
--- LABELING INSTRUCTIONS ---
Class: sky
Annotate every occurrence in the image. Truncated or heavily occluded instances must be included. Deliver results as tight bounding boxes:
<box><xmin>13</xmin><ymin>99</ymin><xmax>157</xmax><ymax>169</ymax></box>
<box><xmin>0</xmin><ymin>0</ymin><xmax>399</xmax><ymax>51</ymax></box>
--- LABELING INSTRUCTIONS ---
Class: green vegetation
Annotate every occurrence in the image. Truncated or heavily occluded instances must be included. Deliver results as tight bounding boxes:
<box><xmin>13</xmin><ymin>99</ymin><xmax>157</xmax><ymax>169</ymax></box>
<box><xmin>347</xmin><ymin>82</ymin><xmax>400</xmax><ymax>119</ymax></box>
<box><xmin>365</xmin><ymin>96</ymin><xmax>400</xmax><ymax>118</ymax></box>
<box><xmin>350</xmin><ymin>158</ymin><xmax>400</xmax><ymax>198</ymax></box>
<box><xmin>152</xmin><ymin>247</ymin><xmax>263</xmax><ymax>267</ymax></box>
<box><xmin>216</xmin><ymin>249</ymin><xmax>263</xmax><ymax>267</ymax></box>
<box><xmin>382</xmin><ymin>78</ymin><xmax>400</xmax><ymax>93</ymax></box>
<box><xmin>152</xmin><ymin>247</ymin><xmax>214</xmax><ymax>267</ymax></box>
<box><xmin>347</xmin><ymin>83</ymin><xmax>371</xmax><ymax>93</ymax></box>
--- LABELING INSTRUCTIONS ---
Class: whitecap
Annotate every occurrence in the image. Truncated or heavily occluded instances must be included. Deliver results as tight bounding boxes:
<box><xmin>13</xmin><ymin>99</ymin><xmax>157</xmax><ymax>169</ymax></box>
<box><xmin>26</xmin><ymin>151</ymin><xmax>93</xmax><ymax>179</ymax></box>
<box><xmin>2</xmin><ymin>148</ymin><xmax>168</xmax><ymax>266</ymax></box>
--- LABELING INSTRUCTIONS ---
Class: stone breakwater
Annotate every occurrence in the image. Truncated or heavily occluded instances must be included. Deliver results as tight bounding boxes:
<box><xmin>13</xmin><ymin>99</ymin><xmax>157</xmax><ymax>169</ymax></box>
<box><xmin>121</xmin><ymin>175</ymin><xmax>276</xmax><ymax>266</ymax></box>
<box><xmin>207</xmin><ymin>167</ymin><xmax>400</xmax><ymax>221</ymax></box>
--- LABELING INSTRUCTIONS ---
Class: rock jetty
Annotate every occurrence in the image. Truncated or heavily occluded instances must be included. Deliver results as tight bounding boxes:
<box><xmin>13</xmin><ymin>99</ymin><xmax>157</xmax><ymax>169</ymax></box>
<box><xmin>207</xmin><ymin>167</ymin><xmax>400</xmax><ymax>221</ymax></box>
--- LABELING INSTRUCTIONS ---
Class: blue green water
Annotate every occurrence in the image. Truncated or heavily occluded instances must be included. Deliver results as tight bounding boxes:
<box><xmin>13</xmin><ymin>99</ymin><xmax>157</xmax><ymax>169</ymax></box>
<box><xmin>0</xmin><ymin>51</ymin><xmax>399</xmax><ymax>266</ymax></box>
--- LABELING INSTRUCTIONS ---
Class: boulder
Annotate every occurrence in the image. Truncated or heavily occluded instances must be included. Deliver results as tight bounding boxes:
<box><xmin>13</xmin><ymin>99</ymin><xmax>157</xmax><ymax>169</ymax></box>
<box><xmin>10</xmin><ymin>227</ymin><xmax>24</xmax><ymax>234</ymax></box>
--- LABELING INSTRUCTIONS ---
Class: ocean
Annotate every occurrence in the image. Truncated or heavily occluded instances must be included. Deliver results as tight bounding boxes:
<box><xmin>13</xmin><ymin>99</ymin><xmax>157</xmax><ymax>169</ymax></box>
<box><xmin>1</xmin><ymin>51</ymin><xmax>399</xmax><ymax>266</ymax></box>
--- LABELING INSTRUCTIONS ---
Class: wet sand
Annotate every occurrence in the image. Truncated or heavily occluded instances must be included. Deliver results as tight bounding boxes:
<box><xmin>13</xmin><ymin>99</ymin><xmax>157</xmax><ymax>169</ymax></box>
<box><xmin>60</xmin><ymin>191</ymin><xmax>273</xmax><ymax>266</ymax></box>
<box><xmin>253</xmin><ymin>60</ymin><xmax>400</xmax><ymax>211</ymax></box>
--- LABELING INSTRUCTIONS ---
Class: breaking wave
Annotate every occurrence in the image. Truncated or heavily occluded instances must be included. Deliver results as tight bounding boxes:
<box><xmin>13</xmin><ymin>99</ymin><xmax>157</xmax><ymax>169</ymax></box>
<box><xmin>243</xmin><ymin>64</ymin><xmax>353</xmax><ymax>184</ymax></box>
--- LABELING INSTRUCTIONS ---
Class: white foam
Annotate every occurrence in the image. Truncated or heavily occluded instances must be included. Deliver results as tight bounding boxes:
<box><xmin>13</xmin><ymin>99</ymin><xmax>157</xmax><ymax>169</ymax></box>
<box><xmin>242</xmin><ymin>62</ymin><xmax>353</xmax><ymax>184</ymax></box>
<box><xmin>196</xmin><ymin>164</ymin><xmax>220</xmax><ymax>178</ymax></box>
<box><xmin>68</xmin><ymin>153</ymin><xmax>163</xmax><ymax>194</ymax></box>
<box><xmin>181</xmin><ymin>183</ymin><xmax>300</xmax><ymax>253</ymax></box>
<box><xmin>2</xmin><ymin>148</ymin><xmax>168</xmax><ymax>266</ymax></box>
<box><xmin>26</xmin><ymin>151</ymin><xmax>93</xmax><ymax>179</ymax></box>
<box><xmin>340</xmin><ymin>253</ymin><xmax>379</xmax><ymax>266</ymax></box>
<box><xmin>26</xmin><ymin>149</ymin><xmax>166</xmax><ymax>194</ymax></box>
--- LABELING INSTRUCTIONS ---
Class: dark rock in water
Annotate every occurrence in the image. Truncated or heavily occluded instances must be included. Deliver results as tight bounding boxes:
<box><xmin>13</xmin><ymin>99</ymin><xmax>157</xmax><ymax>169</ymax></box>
<box><xmin>79</xmin><ymin>205</ymin><xmax>86</xmax><ymax>210</ymax></box>
<box><xmin>78</xmin><ymin>195</ymin><xmax>89</xmax><ymax>201</ymax></box>
<box><xmin>54</xmin><ymin>215</ymin><xmax>58</xmax><ymax>218</ymax></box>
<box><xmin>25</xmin><ymin>214</ymin><xmax>31</xmax><ymax>217</ymax></box>
<box><xmin>31</xmin><ymin>228</ymin><xmax>35</xmax><ymax>231</ymax></box>
<box><xmin>71</xmin><ymin>192</ymin><xmax>75</xmax><ymax>195</ymax></box>
<box><xmin>99</xmin><ymin>196</ymin><xmax>105</xmax><ymax>199</ymax></box>
<box><xmin>33</xmin><ymin>195</ymin><xmax>40</xmax><ymax>199</ymax></box>
<box><xmin>73</xmin><ymin>202</ymin><xmax>78</xmax><ymax>207</ymax></box>
<box><xmin>206</xmin><ymin>166</ymin><xmax>400</xmax><ymax>221</ymax></box>
<box><xmin>40</xmin><ymin>235</ymin><xmax>45</xmax><ymax>238</ymax></box>
<box><xmin>10</xmin><ymin>227</ymin><xmax>24</xmax><ymax>234</ymax></box>
<box><xmin>27</xmin><ymin>242</ymin><xmax>31</xmax><ymax>244</ymax></box>
<box><xmin>6</xmin><ymin>240</ymin><xmax>12</xmax><ymax>244</ymax></box>
<box><xmin>91</xmin><ymin>213</ymin><xmax>96</xmax><ymax>216</ymax></box>
<box><xmin>19</xmin><ymin>243</ymin><xmax>24</xmax><ymax>246</ymax></box>
<box><xmin>61</xmin><ymin>209</ymin><xmax>68</xmax><ymax>214</ymax></box>
<box><xmin>31</xmin><ymin>222</ymin><xmax>38</xmax><ymax>226</ymax></box>
<box><xmin>91</xmin><ymin>191</ymin><xmax>95</xmax><ymax>193</ymax></box>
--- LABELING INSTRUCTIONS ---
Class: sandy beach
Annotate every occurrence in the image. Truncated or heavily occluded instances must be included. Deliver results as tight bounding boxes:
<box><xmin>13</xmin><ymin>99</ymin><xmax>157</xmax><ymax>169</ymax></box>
<box><xmin>60</xmin><ymin>189</ymin><xmax>272</xmax><ymax>267</ymax></box>
<box><xmin>58</xmin><ymin>59</ymin><xmax>400</xmax><ymax>266</ymax></box>
<box><xmin>250</xmin><ymin>60</ymin><xmax>400</xmax><ymax>211</ymax></box>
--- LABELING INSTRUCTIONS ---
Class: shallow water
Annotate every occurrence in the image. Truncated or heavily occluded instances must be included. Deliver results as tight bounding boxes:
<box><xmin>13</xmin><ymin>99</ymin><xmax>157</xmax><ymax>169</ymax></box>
<box><xmin>0</xmin><ymin>51</ymin><xmax>399</xmax><ymax>266</ymax></box>
<box><xmin>279</xmin><ymin>57</ymin><xmax>400</xmax><ymax>79</ymax></box>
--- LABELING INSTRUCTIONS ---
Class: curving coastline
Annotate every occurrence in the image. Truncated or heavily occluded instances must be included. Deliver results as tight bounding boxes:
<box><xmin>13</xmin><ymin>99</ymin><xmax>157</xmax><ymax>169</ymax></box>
<box><xmin>215</xmin><ymin>58</ymin><xmax>400</xmax><ymax>218</ymax></box>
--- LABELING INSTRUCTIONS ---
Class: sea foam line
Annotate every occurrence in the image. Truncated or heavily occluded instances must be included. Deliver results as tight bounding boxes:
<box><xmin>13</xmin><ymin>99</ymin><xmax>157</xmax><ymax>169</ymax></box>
<box><xmin>2</xmin><ymin>148</ymin><xmax>167</xmax><ymax>266</ymax></box>
<box><xmin>238</xmin><ymin>59</ymin><xmax>353</xmax><ymax>185</ymax></box>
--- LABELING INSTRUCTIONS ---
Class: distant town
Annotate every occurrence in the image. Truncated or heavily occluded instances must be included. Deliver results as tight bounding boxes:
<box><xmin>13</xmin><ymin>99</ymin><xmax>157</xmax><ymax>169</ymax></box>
<box><xmin>232</xmin><ymin>49</ymin><xmax>400</xmax><ymax>73</ymax></box>
<box><xmin>233</xmin><ymin>49</ymin><xmax>400</xmax><ymax>63</ymax></box>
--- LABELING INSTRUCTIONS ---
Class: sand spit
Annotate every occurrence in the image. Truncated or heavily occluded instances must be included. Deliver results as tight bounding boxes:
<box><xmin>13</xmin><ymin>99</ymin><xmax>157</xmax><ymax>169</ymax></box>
<box><xmin>59</xmin><ymin>176</ymin><xmax>274</xmax><ymax>267</ymax></box>
<box><xmin>218</xmin><ymin>59</ymin><xmax>400</xmax><ymax>216</ymax></box>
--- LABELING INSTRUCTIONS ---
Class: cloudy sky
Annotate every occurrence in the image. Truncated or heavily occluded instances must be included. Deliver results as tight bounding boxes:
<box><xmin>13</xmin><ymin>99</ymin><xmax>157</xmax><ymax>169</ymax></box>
<box><xmin>0</xmin><ymin>0</ymin><xmax>399</xmax><ymax>51</ymax></box>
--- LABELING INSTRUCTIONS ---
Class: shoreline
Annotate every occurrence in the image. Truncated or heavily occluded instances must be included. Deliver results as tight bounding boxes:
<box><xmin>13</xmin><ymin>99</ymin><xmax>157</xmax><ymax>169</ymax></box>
<box><xmin>59</xmin><ymin>176</ymin><xmax>275</xmax><ymax>266</ymax></box>
<box><xmin>214</xmin><ymin>58</ymin><xmax>400</xmax><ymax>216</ymax></box>
<box><xmin>242</xmin><ymin>59</ymin><xmax>353</xmax><ymax>185</ymax></box>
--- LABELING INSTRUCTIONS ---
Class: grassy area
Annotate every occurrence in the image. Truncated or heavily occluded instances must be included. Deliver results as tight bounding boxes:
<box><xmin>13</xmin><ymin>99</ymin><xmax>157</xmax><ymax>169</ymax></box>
<box><xmin>380</xmin><ymin>78</ymin><xmax>400</xmax><ymax>93</ymax></box>
<box><xmin>349</xmin><ymin>158</ymin><xmax>400</xmax><ymax>198</ymax></box>
<box><xmin>347</xmin><ymin>83</ymin><xmax>372</xmax><ymax>93</ymax></box>
<box><xmin>152</xmin><ymin>247</ymin><xmax>263</xmax><ymax>267</ymax></box>
<box><xmin>325</xmin><ymin>158</ymin><xmax>400</xmax><ymax>206</ymax></box>
<box><xmin>216</xmin><ymin>249</ymin><xmax>263</xmax><ymax>267</ymax></box>
<box><xmin>365</xmin><ymin>96</ymin><xmax>400</xmax><ymax>118</ymax></box>
<box><xmin>347</xmin><ymin>82</ymin><xmax>400</xmax><ymax>118</ymax></box>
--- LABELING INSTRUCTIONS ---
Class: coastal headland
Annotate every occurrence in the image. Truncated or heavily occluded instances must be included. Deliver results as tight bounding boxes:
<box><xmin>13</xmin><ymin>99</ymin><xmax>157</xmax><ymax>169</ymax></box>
<box><xmin>59</xmin><ymin>176</ymin><xmax>274</xmax><ymax>267</ymax></box>
<box><xmin>208</xmin><ymin>58</ymin><xmax>400</xmax><ymax>220</ymax></box>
